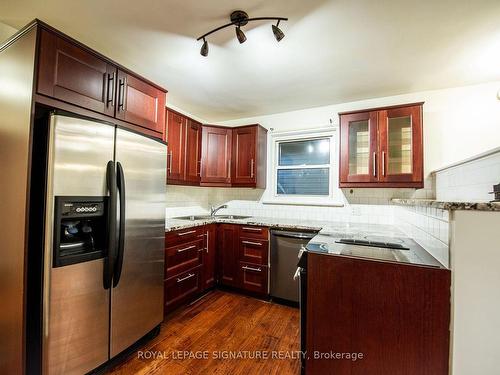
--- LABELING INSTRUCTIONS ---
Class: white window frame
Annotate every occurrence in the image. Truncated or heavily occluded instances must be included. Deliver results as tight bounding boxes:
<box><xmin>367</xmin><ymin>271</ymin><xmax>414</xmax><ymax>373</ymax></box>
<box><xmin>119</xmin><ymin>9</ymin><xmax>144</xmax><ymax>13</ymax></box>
<box><xmin>262</xmin><ymin>128</ymin><xmax>344</xmax><ymax>207</ymax></box>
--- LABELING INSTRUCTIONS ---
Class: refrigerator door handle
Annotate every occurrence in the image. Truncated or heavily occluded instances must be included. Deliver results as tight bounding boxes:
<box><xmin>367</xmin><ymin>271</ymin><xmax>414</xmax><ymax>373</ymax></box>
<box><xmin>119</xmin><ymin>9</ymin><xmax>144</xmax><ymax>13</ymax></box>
<box><xmin>113</xmin><ymin>161</ymin><xmax>126</xmax><ymax>287</ymax></box>
<box><xmin>104</xmin><ymin>160</ymin><xmax>117</xmax><ymax>290</ymax></box>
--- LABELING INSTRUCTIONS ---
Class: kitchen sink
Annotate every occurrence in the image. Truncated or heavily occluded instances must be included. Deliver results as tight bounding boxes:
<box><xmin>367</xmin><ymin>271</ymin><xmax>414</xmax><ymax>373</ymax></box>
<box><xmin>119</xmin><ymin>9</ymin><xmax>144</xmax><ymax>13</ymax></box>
<box><xmin>215</xmin><ymin>215</ymin><xmax>252</xmax><ymax>220</ymax></box>
<box><xmin>172</xmin><ymin>215</ymin><xmax>212</xmax><ymax>221</ymax></box>
<box><xmin>172</xmin><ymin>214</ymin><xmax>252</xmax><ymax>221</ymax></box>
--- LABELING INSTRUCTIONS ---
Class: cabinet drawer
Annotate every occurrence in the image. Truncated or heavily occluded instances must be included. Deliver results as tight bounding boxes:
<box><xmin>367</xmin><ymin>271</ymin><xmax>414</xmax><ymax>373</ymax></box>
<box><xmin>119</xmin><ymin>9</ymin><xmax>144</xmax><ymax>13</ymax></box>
<box><xmin>239</xmin><ymin>239</ymin><xmax>268</xmax><ymax>265</ymax></box>
<box><xmin>165</xmin><ymin>226</ymin><xmax>205</xmax><ymax>247</ymax></box>
<box><xmin>165</xmin><ymin>238</ymin><xmax>204</xmax><ymax>279</ymax></box>
<box><xmin>238</xmin><ymin>262</ymin><xmax>268</xmax><ymax>295</ymax></box>
<box><xmin>164</xmin><ymin>266</ymin><xmax>202</xmax><ymax>313</ymax></box>
<box><xmin>239</xmin><ymin>225</ymin><xmax>269</xmax><ymax>240</ymax></box>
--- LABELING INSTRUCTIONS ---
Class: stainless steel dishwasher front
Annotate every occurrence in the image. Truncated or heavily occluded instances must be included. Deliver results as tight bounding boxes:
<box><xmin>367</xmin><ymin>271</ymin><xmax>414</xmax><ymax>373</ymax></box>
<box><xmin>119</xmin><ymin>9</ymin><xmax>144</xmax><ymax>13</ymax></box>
<box><xmin>270</xmin><ymin>229</ymin><xmax>317</xmax><ymax>303</ymax></box>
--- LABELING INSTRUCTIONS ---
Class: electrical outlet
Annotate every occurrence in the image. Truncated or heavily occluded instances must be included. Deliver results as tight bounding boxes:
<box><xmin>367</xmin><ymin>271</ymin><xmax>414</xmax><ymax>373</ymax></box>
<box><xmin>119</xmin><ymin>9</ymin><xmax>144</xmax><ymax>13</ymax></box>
<box><xmin>351</xmin><ymin>206</ymin><xmax>361</xmax><ymax>216</ymax></box>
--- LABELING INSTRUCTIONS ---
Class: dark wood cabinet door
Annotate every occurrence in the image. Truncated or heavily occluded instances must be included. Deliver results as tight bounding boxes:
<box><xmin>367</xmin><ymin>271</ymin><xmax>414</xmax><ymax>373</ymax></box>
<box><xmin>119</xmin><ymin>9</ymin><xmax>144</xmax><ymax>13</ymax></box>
<box><xmin>165</xmin><ymin>238</ymin><xmax>204</xmax><ymax>279</ymax></box>
<box><xmin>164</xmin><ymin>266</ymin><xmax>202</xmax><ymax>313</ymax></box>
<box><xmin>202</xmin><ymin>224</ymin><xmax>217</xmax><ymax>290</ymax></box>
<box><xmin>201</xmin><ymin>126</ymin><xmax>232</xmax><ymax>186</ymax></box>
<box><xmin>232</xmin><ymin>126</ymin><xmax>256</xmax><ymax>186</ymax></box>
<box><xmin>185</xmin><ymin>119</ymin><xmax>202</xmax><ymax>184</ymax></box>
<box><xmin>217</xmin><ymin>224</ymin><xmax>239</xmax><ymax>287</ymax></box>
<box><xmin>166</xmin><ymin>110</ymin><xmax>186</xmax><ymax>182</ymax></box>
<box><xmin>379</xmin><ymin>105</ymin><xmax>423</xmax><ymax>185</ymax></box>
<box><xmin>306</xmin><ymin>253</ymin><xmax>450</xmax><ymax>375</ymax></box>
<box><xmin>238</xmin><ymin>262</ymin><xmax>268</xmax><ymax>295</ymax></box>
<box><xmin>116</xmin><ymin>70</ymin><xmax>165</xmax><ymax>134</ymax></box>
<box><xmin>37</xmin><ymin>29</ymin><xmax>116</xmax><ymax>117</ymax></box>
<box><xmin>339</xmin><ymin>111</ymin><xmax>379</xmax><ymax>186</ymax></box>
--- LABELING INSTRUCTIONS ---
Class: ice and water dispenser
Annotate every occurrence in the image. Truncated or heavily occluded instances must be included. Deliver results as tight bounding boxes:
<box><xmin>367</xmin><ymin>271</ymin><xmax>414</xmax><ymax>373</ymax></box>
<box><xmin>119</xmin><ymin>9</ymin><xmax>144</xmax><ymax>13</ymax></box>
<box><xmin>53</xmin><ymin>197</ymin><xmax>108</xmax><ymax>267</ymax></box>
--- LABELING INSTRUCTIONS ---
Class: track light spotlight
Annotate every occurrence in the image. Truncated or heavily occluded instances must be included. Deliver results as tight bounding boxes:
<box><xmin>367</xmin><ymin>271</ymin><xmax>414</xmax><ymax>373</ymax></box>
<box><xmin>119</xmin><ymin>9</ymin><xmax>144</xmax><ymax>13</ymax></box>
<box><xmin>200</xmin><ymin>38</ymin><xmax>209</xmax><ymax>56</ymax></box>
<box><xmin>236</xmin><ymin>26</ymin><xmax>247</xmax><ymax>44</ymax></box>
<box><xmin>272</xmin><ymin>21</ymin><xmax>285</xmax><ymax>42</ymax></box>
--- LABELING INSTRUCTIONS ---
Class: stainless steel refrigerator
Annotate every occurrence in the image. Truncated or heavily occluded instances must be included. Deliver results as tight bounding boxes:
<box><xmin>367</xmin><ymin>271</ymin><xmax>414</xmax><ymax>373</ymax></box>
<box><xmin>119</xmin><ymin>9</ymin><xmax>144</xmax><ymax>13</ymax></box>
<box><xmin>42</xmin><ymin>113</ymin><xmax>166</xmax><ymax>374</ymax></box>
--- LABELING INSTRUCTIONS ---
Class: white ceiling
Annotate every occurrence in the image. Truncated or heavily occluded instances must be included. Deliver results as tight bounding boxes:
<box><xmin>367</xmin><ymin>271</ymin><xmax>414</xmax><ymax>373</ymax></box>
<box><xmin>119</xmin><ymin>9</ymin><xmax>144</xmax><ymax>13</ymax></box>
<box><xmin>1</xmin><ymin>0</ymin><xmax>500</xmax><ymax>122</ymax></box>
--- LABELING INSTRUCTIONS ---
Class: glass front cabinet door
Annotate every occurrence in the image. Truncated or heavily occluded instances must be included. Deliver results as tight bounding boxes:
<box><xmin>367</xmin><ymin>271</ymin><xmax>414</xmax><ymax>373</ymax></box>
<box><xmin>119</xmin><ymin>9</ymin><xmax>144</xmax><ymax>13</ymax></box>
<box><xmin>339</xmin><ymin>103</ymin><xmax>423</xmax><ymax>188</ymax></box>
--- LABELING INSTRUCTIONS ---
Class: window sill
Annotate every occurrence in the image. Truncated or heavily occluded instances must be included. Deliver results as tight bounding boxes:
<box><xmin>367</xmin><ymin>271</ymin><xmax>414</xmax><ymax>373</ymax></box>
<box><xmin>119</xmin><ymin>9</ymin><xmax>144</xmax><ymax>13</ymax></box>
<box><xmin>262</xmin><ymin>199</ymin><xmax>345</xmax><ymax>207</ymax></box>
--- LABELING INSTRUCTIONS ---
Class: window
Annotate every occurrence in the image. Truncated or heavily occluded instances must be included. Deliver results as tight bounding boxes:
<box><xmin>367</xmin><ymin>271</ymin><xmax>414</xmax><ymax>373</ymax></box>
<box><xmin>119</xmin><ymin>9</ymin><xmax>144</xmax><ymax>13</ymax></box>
<box><xmin>263</xmin><ymin>128</ymin><xmax>342</xmax><ymax>206</ymax></box>
<box><xmin>275</xmin><ymin>136</ymin><xmax>333</xmax><ymax>197</ymax></box>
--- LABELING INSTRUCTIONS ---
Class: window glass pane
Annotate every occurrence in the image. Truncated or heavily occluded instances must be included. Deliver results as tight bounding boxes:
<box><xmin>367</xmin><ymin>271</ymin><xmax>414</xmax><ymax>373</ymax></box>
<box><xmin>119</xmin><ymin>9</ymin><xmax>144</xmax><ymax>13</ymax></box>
<box><xmin>388</xmin><ymin>116</ymin><xmax>412</xmax><ymax>174</ymax></box>
<box><xmin>277</xmin><ymin>168</ymin><xmax>329</xmax><ymax>195</ymax></box>
<box><xmin>279</xmin><ymin>139</ymin><xmax>330</xmax><ymax>166</ymax></box>
<box><xmin>348</xmin><ymin>120</ymin><xmax>369</xmax><ymax>175</ymax></box>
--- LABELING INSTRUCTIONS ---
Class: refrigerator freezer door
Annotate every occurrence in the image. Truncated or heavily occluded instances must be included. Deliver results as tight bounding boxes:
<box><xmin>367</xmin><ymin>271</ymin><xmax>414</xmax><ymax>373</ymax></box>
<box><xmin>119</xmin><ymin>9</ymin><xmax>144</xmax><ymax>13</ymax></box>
<box><xmin>44</xmin><ymin>115</ymin><xmax>114</xmax><ymax>374</ymax></box>
<box><xmin>111</xmin><ymin>129</ymin><xmax>166</xmax><ymax>357</ymax></box>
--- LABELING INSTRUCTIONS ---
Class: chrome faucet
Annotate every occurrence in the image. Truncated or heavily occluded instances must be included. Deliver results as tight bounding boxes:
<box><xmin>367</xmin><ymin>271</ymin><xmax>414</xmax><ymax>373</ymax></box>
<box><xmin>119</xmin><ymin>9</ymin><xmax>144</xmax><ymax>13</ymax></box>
<box><xmin>210</xmin><ymin>204</ymin><xmax>227</xmax><ymax>216</ymax></box>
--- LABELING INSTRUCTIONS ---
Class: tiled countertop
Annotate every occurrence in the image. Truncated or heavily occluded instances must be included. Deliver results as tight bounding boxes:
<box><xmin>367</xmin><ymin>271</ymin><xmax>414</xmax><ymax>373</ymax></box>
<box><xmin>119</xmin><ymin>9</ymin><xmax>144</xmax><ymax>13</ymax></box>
<box><xmin>391</xmin><ymin>198</ymin><xmax>500</xmax><ymax>211</ymax></box>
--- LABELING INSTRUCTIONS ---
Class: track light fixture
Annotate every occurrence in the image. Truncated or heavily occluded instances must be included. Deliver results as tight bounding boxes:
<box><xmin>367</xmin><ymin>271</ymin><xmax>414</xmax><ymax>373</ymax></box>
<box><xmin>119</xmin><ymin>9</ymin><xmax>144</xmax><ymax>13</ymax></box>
<box><xmin>197</xmin><ymin>10</ymin><xmax>288</xmax><ymax>56</ymax></box>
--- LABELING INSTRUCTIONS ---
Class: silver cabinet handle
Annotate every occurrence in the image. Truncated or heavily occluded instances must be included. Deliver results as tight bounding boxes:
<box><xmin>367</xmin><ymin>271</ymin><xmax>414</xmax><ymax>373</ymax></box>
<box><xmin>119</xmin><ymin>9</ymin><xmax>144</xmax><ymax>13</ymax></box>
<box><xmin>228</xmin><ymin>159</ymin><xmax>231</xmax><ymax>179</ymax></box>
<box><xmin>250</xmin><ymin>158</ymin><xmax>254</xmax><ymax>178</ymax></box>
<box><xmin>293</xmin><ymin>267</ymin><xmax>301</xmax><ymax>281</ymax></box>
<box><xmin>382</xmin><ymin>151</ymin><xmax>386</xmax><ymax>176</ymax></box>
<box><xmin>242</xmin><ymin>265</ymin><xmax>262</xmax><ymax>272</ymax></box>
<box><xmin>168</xmin><ymin>152</ymin><xmax>173</xmax><ymax>174</ymax></box>
<box><xmin>178</xmin><ymin>230</ymin><xmax>196</xmax><ymax>236</ymax></box>
<box><xmin>372</xmin><ymin>152</ymin><xmax>377</xmax><ymax>177</ymax></box>
<box><xmin>206</xmin><ymin>230</ymin><xmax>209</xmax><ymax>253</ymax></box>
<box><xmin>242</xmin><ymin>240</ymin><xmax>262</xmax><ymax>246</ymax></box>
<box><xmin>176</xmin><ymin>273</ymin><xmax>195</xmax><ymax>283</ymax></box>
<box><xmin>197</xmin><ymin>160</ymin><xmax>202</xmax><ymax>176</ymax></box>
<box><xmin>242</xmin><ymin>227</ymin><xmax>261</xmax><ymax>232</ymax></box>
<box><xmin>177</xmin><ymin>245</ymin><xmax>196</xmax><ymax>253</ymax></box>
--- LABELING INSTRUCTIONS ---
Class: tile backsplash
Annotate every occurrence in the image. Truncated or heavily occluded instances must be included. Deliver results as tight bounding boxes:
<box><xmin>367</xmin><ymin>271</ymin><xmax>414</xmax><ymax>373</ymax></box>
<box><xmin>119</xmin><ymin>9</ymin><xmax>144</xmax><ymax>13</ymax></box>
<box><xmin>435</xmin><ymin>147</ymin><xmax>500</xmax><ymax>202</ymax></box>
<box><xmin>395</xmin><ymin>205</ymin><xmax>449</xmax><ymax>267</ymax></box>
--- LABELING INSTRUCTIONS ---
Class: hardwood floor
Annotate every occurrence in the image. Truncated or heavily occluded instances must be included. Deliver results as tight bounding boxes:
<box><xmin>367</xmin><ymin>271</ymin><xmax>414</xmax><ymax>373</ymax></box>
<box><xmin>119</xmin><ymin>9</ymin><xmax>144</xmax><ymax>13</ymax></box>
<box><xmin>107</xmin><ymin>290</ymin><xmax>300</xmax><ymax>375</ymax></box>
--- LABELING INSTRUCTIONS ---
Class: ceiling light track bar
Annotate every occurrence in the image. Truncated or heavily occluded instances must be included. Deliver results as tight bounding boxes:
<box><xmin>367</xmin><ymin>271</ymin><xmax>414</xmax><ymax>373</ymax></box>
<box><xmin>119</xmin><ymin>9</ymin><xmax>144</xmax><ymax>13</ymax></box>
<box><xmin>196</xmin><ymin>17</ymin><xmax>288</xmax><ymax>41</ymax></box>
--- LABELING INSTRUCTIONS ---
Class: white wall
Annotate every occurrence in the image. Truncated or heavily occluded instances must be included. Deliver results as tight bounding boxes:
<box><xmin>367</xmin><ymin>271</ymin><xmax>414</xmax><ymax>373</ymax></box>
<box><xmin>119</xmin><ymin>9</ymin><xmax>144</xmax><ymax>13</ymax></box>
<box><xmin>0</xmin><ymin>22</ymin><xmax>17</xmax><ymax>45</ymax></box>
<box><xmin>449</xmin><ymin>210</ymin><xmax>500</xmax><ymax>375</ymax></box>
<box><xmin>219</xmin><ymin>81</ymin><xmax>500</xmax><ymax>178</ymax></box>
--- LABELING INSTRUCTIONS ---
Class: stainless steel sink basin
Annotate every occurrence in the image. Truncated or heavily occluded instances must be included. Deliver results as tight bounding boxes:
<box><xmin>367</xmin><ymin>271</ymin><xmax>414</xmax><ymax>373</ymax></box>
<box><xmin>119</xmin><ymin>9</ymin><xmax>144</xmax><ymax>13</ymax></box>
<box><xmin>172</xmin><ymin>215</ymin><xmax>212</xmax><ymax>221</ymax></box>
<box><xmin>215</xmin><ymin>215</ymin><xmax>252</xmax><ymax>220</ymax></box>
<box><xmin>172</xmin><ymin>214</ymin><xmax>252</xmax><ymax>221</ymax></box>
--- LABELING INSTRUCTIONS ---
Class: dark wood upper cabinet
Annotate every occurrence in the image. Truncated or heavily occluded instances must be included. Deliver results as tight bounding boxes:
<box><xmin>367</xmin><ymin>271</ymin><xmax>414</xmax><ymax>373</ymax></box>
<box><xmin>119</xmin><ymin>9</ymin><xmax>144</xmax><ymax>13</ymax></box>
<box><xmin>166</xmin><ymin>110</ymin><xmax>186</xmax><ymax>182</ymax></box>
<box><xmin>115</xmin><ymin>70</ymin><xmax>165</xmax><ymax>134</ymax></box>
<box><xmin>339</xmin><ymin>103</ymin><xmax>423</xmax><ymax>188</ymax></box>
<box><xmin>201</xmin><ymin>126</ymin><xmax>232</xmax><ymax>187</ymax></box>
<box><xmin>37</xmin><ymin>29</ymin><xmax>116</xmax><ymax>117</ymax></box>
<box><xmin>231</xmin><ymin>125</ymin><xmax>267</xmax><ymax>188</ymax></box>
<box><xmin>217</xmin><ymin>224</ymin><xmax>239</xmax><ymax>287</ymax></box>
<box><xmin>185</xmin><ymin>119</ymin><xmax>202</xmax><ymax>184</ymax></box>
<box><xmin>36</xmin><ymin>26</ymin><xmax>166</xmax><ymax>140</ymax></box>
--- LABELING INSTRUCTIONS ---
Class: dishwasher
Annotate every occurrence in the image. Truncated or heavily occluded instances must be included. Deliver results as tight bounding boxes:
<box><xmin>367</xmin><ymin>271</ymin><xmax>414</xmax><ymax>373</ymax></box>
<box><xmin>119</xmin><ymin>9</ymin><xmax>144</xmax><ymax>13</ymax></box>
<box><xmin>270</xmin><ymin>229</ymin><xmax>318</xmax><ymax>304</ymax></box>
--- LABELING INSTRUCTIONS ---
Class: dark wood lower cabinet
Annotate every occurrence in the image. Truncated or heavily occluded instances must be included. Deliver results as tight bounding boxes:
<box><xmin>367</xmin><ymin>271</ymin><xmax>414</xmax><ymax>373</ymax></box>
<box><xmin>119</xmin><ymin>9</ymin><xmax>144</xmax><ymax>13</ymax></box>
<box><xmin>306</xmin><ymin>253</ymin><xmax>451</xmax><ymax>375</ymax></box>
<box><xmin>164</xmin><ymin>223</ymin><xmax>270</xmax><ymax>313</ymax></box>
